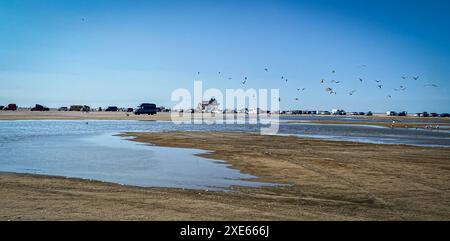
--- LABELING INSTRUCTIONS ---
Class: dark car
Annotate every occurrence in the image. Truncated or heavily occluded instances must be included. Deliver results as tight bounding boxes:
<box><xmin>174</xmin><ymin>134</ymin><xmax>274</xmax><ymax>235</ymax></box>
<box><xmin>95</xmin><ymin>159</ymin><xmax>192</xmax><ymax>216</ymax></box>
<box><xmin>134</xmin><ymin>103</ymin><xmax>157</xmax><ymax>115</ymax></box>
<box><xmin>398</xmin><ymin>111</ymin><xmax>407</xmax><ymax>116</ymax></box>
<box><xmin>430</xmin><ymin>113</ymin><xmax>439</xmax><ymax>117</ymax></box>
<box><xmin>105</xmin><ymin>106</ymin><xmax>118</xmax><ymax>112</ymax></box>
<box><xmin>82</xmin><ymin>105</ymin><xmax>91</xmax><ymax>112</ymax></box>
<box><xmin>421</xmin><ymin>112</ymin><xmax>429</xmax><ymax>117</ymax></box>
<box><xmin>0</xmin><ymin>105</ymin><xmax>4</xmax><ymax>110</ymax></box>
<box><xmin>4</xmin><ymin>104</ymin><xmax>17</xmax><ymax>111</ymax></box>
<box><xmin>58</xmin><ymin>107</ymin><xmax>68</xmax><ymax>111</ymax></box>
<box><xmin>439</xmin><ymin>113</ymin><xmax>450</xmax><ymax>117</ymax></box>
<box><xmin>366</xmin><ymin>111</ymin><xmax>373</xmax><ymax>116</ymax></box>
<box><xmin>127</xmin><ymin>108</ymin><xmax>134</xmax><ymax>112</ymax></box>
<box><xmin>31</xmin><ymin>104</ymin><xmax>50</xmax><ymax>111</ymax></box>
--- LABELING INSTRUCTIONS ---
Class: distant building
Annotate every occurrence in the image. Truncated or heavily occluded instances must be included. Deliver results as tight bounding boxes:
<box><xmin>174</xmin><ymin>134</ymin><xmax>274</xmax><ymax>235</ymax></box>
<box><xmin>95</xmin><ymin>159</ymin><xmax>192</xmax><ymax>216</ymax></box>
<box><xmin>332</xmin><ymin>109</ymin><xmax>346</xmax><ymax>115</ymax></box>
<box><xmin>197</xmin><ymin>98</ymin><xmax>220</xmax><ymax>112</ymax></box>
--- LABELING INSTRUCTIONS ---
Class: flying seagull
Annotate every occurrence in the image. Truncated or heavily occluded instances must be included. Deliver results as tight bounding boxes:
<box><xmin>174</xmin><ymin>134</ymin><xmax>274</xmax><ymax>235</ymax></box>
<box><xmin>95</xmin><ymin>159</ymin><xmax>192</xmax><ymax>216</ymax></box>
<box><xmin>412</xmin><ymin>76</ymin><xmax>419</xmax><ymax>80</ymax></box>
<box><xmin>332</xmin><ymin>70</ymin><xmax>336</xmax><ymax>74</ymax></box>
<box><xmin>264</xmin><ymin>68</ymin><xmax>268</xmax><ymax>72</ymax></box>
<box><xmin>375</xmin><ymin>80</ymin><xmax>382</xmax><ymax>83</ymax></box>
<box><xmin>242</xmin><ymin>80</ymin><xmax>247</xmax><ymax>85</ymax></box>
<box><xmin>228</xmin><ymin>77</ymin><xmax>232</xmax><ymax>80</ymax></box>
<box><xmin>401</xmin><ymin>76</ymin><xmax>407</xmax><ymax>80</ymax></box>
<box><xmin>359</xmin><ymin>78</ymin><xmax>363</xmax><ymax>82</ymax></box>
<box><xmin>377</xmin><ymin>85</ymin><xmax>383</xmax><ymax>89</ymax></box>
<box><xmin>424</xmin><ymin>84</ymin><xmax>438</xmax><ymax>87</ymax></box>
<box><xmin>320</xmin><ymin>79</ymin><xmax>325</xmax><ymax>83</ymax></box>
<box><xmin>349</xmin><ymin>90</ymin><xmax>356</xmax><ymax>95</ymax></box>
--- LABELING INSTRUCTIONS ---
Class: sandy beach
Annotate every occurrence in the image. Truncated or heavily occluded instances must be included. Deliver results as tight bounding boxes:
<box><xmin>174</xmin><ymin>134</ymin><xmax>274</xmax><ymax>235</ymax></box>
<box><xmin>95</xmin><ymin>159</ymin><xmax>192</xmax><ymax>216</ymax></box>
<box><xmin>1</xmin><ymin>131</ymin><xmax>449</xmax><ymax>220</ymax></box>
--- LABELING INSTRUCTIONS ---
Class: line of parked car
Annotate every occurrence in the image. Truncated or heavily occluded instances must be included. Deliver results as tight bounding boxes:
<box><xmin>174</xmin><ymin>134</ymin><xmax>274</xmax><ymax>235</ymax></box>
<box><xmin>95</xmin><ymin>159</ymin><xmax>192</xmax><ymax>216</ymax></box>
<box><xmin>56</xmin><ymin>103</ymin><xmax>159</xmax><ymax>115</ymax></box>
<box><xmin>415</xmin><ymin>112</ymin><xmax>450</xmax><ymax>118</ymax></box>
<box><xmin>386</xmin><ymin>111</ymin><xmax>449</xmax><ymax>117</ymax></box>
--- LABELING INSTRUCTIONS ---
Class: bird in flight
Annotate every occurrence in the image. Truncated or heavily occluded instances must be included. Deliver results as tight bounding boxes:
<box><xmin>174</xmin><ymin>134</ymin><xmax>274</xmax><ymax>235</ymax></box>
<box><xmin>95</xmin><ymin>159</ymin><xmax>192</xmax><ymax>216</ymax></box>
<box><xmin>377</xmin><ymin>85</ymin><xmax>383</xmax><ymax>89</ymax></box>
<box><xmin>375</xmin><ymin>80</ymin><xmax>382</xmax><ymax>83</ymax></box>
<box><xmin>325</xmin><ymin>87</ymin><xmax>334</xmax><ymax>94</ymax></box>
<box><xmin>297</xmin><ymin>88</ymin><xmax>306</xmax><ymax>91</ymax></box>
<box><xmin>349</xmin><ymin>90</ymin><xmax>356</xmax><ymax>95</ymax></box>
<box><xmin>331</xmin><ymin>80</ymin><xmax>341</xmax><ymax>84</ymax></box>
<box><xmin>197</xmin><ymin>72</ymin><xmax>200</xmax><ymax>75</ymax></box>
<box><xmin>359</xmin><ymin>78</ymin><xmax>363</xmax><ymax>82</ymax></box>
<box><xmin>242</xmin><ymin>80</ymin><xmax>247</xmax><ymax>85</ymax></box>
<box><xmin>218</xmin><ymin>72</ymin><xmax>221</xmax><ymax>75</ymax></box>
<box><xmin>424</xmin><ymin>84</ymin><xmax>438</xmax><ymax>87</ymax></box>
<box><xmin>388</xmin><ymin>95</ymin><xmax>392</xmax><ymax>98</ymax></box>
<box><xmin>320</xmin><ymin>79</ymin><xmax>325</xmax><ymax>83</ymax></box>
<box><xmin>401</xmin><ymin>76</ymin><xmax>407</xmax><ymax>80</ymax></box>
<box><xmin>264</xmin><ymin>68</ymin><xmax>268</xmax><ymax>72</ymax></box>
<box><xmin>332</xmin><ymin>70</ymin><xmax>336</xmax><ymax>74</ymax></box>
<box><xmin>295</xmin><ymin>98</ymin><xmax>299</xmax><ymax>101</ymax></box>
<box><xmin>412</xmin><ymin>76</ymin><xmax>419</xmax><ymax>80</ymax></box>
<box><xmin>228</xmin><ymin>77</ymin><xmax>232</xmax><ymax>80</ymax></box>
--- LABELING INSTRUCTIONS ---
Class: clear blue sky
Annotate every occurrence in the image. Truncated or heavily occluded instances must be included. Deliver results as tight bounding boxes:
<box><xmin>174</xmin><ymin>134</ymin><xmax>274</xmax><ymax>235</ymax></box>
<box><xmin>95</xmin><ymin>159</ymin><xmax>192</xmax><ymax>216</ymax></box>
<box><xmin>1</xmin><ymin>0</ymin><xmax>449</xmax><ymax>112</ymax></box>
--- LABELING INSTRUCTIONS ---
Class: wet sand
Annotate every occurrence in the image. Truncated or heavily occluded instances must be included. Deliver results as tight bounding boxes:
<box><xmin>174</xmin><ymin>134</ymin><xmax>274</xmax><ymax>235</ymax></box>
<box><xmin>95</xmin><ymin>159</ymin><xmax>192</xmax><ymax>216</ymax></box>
<box><xmin>1</xmin><ymin>132</ymin><xmax>449</xmax><ymax>220</ymax></box>
<box><xmin>0</xmin><ymin>110</ymin><xmax>172</xmax><ymax>121</ymax></box>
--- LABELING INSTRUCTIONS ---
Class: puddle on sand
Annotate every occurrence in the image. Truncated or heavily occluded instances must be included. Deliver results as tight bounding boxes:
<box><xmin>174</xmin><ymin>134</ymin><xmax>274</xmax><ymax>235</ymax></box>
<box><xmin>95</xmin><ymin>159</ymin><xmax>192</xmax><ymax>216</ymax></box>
<box><xmin>0</xmin><ymin>126</ymin><xmax>278</xmax><ymax>191</ymax></box>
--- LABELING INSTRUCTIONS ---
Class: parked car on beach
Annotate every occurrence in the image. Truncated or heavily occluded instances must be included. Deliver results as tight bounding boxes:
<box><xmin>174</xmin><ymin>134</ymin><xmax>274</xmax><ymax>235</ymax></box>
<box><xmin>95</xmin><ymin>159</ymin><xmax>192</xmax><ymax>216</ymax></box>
<box><xmin>0</xmin><ymin>105</ymin><xmax>4</xmax><ymax>110</ymax></box>
<box><xmin>3</xmin><ymin>104</ymin><xmax>17</xmax><ymax>111</ymax></box>
<box><xmin>398</xmin><ymin>111</ymin><xmax>407</xmax><ymax>116</ymax></box>
<box><xmin>70</xmin><ymin>105</ymin><xmax>83</xmax><ymax>111</ymax></box>
<box><xmin>134</xmin><ymin>103</ymin><xmax>157</xmax><ymax>115</ymax></box>
<box><xmin>58</xmin><ymin>107</ymin><xmax>68</xmax><ymax>111</ymax></box>
<box><xmin>31</xmin><ymin>104</ymin><xmax>50</xmax><ymax>111</ymax></box>
<box><xmin>386</xmin><ymin>111</ymin><xmax>397</xmax><ymax>116</ymax></box>
<box><xmin>105</xmin><ymin>106</ymin><xmax>118</xmax><ymax>112</ymax></box>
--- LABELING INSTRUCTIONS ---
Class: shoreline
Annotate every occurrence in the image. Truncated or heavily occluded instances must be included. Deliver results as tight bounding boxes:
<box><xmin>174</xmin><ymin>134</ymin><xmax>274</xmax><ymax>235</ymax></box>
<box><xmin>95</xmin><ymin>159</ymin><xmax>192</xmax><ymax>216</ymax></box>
<box><xmin>1</xmin><ymin>110</ymin><xmax>450</xmax><ymax>122</ymax></box>
<box><xmin>1</xmin><ymin>131</ymin><xmax>449</xmax><ymax>220</ymax></box>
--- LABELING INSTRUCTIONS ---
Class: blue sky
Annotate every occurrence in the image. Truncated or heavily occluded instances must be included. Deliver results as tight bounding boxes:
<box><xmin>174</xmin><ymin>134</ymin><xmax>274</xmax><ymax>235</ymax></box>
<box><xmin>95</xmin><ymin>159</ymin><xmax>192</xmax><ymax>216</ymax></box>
<box><xmin>0</xmin><ymin>0</ymin><xmax>449</xmax><ymax>112</ymax></box>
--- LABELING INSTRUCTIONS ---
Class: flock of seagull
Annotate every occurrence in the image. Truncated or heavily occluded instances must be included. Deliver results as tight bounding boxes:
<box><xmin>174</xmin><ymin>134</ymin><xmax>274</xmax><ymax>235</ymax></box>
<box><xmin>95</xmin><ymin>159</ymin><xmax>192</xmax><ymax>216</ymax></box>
<box><xmin>197</xmin><ymin>66</ymin><xmax>439</xmax><ymax>102</ymax></box>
